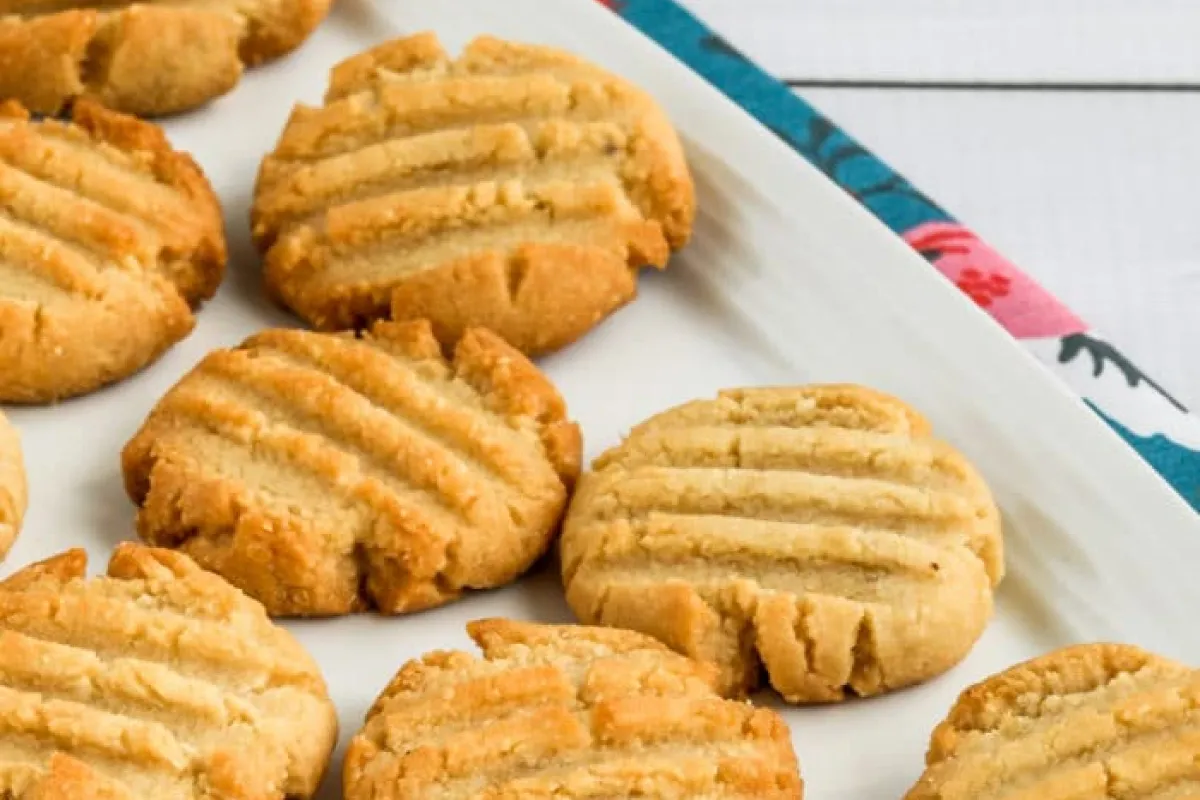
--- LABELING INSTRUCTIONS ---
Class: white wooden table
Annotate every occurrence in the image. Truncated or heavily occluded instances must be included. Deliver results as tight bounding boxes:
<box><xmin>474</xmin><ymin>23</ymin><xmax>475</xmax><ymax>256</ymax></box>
<box><xmin>681</xmin><ymin>1</ymin><xmax>1200</xmax><ymax>409</ymax></box>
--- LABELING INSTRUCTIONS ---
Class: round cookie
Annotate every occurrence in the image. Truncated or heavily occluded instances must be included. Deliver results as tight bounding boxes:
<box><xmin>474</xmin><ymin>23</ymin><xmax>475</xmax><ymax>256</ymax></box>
<box><xmin>0</xmin><ymin>0</ymin><xmax>332</xmax><ymax>117</ymax></box>
<box><xmin>252</xmin><ymin>32</ymin><xmax>695</xmax><ymax>356</ymax></box>
<box><xmin>0</xmin><ymin>543</ymin><xmax>337</xmax><ymax>798</ymax></box>
<box><xmin>122</xmin><ymin>319</ymin><xmax>582</xmax><ymax>616</ymax></box>
<box><xmin>561</xmin><ymin>385</ymin><xmax>1004</xmax><ymax>703</ymax></box>
<box><xmin>907</xmin><ymin>644</ymin><xmax>1200</xmax><ymax>799</ymax></box>
<box><xmin>344</xmin><ymin>618</ymin><xmax>803</xmax><ymax>799</ymax></box>
<box><xmin>0</xmin><ymin>410</ymin><xmax>24</xmax><ymax>558</ymax></box>
<box><xmin>0</xmin><ymin>99</ymin><xmax>225</xmax><ymax>403</ymax></box>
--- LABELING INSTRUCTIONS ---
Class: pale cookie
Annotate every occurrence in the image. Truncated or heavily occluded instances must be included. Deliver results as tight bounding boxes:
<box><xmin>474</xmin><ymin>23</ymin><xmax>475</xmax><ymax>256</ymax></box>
<box><xmin>122</xmin><ymin>319</ymin><xmax>582</xmax><ymax>616</ymax></box>
<box><xmin>0</xmin><ymin>410</ymin><xmax>24</xmax><ymax>558</ymax></box>
<box><xmin>252</xmin><ymin>32</ymin><xmax>695</xmax><ymax>356</ymax></box>
<box><xmin>344</xmin><ymin>618</ymin><xmax>803</xmax><ymax>799</ymax></box>
<box><xmin>0</xmin><ymin>99</ymin><xmax>225</xmax><ymax>403</ymax></box>
<box><xmin>0</xmin><ymin>0</ymin><xmax>331</xmax><ymax>117</ymax></box>
<box><xmin>0</xmin><ymin>543</ymin><xmax>337</xmax><ymax>799</ymax></box>
<box><xmin>561</xmin><ymin>385</ymin><xmax>1004</xmax><ymax>703</ymax></box>
<box><xmin>907</xmin><ymin>644</ymin><xmax>1200</xmax><ymax>799</ymax></box>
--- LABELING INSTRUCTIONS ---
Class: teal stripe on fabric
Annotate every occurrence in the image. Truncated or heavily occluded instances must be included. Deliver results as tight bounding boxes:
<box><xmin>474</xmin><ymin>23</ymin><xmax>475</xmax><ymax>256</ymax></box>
<box><xmin>1090</xmin><ymin>405</ymin><xmax>1200</xmax><ymax>509</ymax></box>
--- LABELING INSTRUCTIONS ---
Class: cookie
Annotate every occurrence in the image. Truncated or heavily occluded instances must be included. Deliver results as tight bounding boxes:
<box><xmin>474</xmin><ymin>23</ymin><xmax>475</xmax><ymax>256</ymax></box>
<box><xmin>561</xmin><ymin>385</ymin><xmax>1004</xmax><ymax>702</ymax></box>
<box><xmin>252</xmin><ymin>32</ymin><xmax>694</xmax><ymax>355</ymax></box>
<box><xmin>0</xmin><ymin>0</ymin><xmax>331</xmax><ymax>117</ymax></box>
<box><xmin>907</xmin><ymin>644</ymin><xmax>1200</xmax><ymax>799</ymax></box>
<box><xmin>0</xmin><ymin>410</ymin><xmax>24</xmax><ymax>558</ymax></box>
<box><xmin>122</xmin><ymin>319</ymin><xmax>582</xmax><ymax>616</ymax></box>
<box><xmin>344</xmin><ymin>618</ymin><xmax>803</xmax><ymax>799</ymax></box>
<box><xmin>0</xmin><ymin>543</ymin><xmax>337</xmax><ymax>798</ymax></box>
<box><xmin>0</xmin><ymin>99</ymin><xmax>225</xmax><ymax>403</ymax></box>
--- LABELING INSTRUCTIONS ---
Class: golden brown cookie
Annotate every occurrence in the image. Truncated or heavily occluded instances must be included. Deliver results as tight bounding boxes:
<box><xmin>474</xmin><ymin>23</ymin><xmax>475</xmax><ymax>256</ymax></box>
<box><xmin>252</xmin><ymin>32</ymin><xmax>695</xmax><ymax>356</ymax></box>
<box><xmin>344</xmin><ymin>618</ymin><xmax>803</xmax><ymax>799</ymax></box>
<box><xmin>0</xmin><ymin>410</ymin><xmax>24</xmax><ymax>558</ymax></box>
<box><xmin>122</xmin><ymin>319</ymin><xmax>582</xmax><ymax>616</ymax></box>
<box><xmin>0</xmin><ymin>99</ymin><xmax>225</xmax><ymax>403</ymax></box>
<box><xmin>907</xmin><ymin>644</ymin><xmax>1200</xmax><ymax>799</ymax></box>
<box><xmin>561</xmin><ymin>385</ymin><xmax>1004</xmax><ymax>703</ymax></box>
<box><xmin>0</xmin><ymin>0</ymin><xmax>332</xmax><ymax>117</ymax></box>
<box><xmin>0</xmin><ymin>543</ymin><xmax>337</xmax><ymax>798</ymax></box>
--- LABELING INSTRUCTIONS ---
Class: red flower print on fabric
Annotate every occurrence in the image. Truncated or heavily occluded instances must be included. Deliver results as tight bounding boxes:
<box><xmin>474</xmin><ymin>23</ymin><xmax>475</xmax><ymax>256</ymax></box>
<box><xmin>956</xmin><ymin>268</ymin><xmax>1012</xmax><ymax>308</ymax></box>
<box><xmin>904</xmin><ymin>222</ymin><xmax>1087</xmax><ymax>339</ymax></box>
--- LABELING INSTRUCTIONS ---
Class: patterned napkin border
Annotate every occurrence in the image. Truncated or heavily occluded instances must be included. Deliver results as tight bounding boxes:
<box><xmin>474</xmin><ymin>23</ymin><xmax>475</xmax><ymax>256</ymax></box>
<box><xmin>602</xmin><ymin>0</ymin><xmax>1200</xmax><ymax>511</ymax></box>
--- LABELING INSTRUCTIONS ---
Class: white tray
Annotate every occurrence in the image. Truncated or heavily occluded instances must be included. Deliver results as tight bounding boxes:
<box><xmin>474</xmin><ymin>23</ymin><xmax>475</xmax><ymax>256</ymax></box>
<box><xmin>8</xmin><ymin>1</ymin><xmax>1200</xmax><ymax>797</ymax></box>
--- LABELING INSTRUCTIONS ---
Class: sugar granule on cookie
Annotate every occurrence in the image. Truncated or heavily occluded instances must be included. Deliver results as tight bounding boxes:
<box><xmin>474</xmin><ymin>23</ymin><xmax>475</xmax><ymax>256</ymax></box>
<box><xmin>0</xmin><ymin>98</ymin><xmax>226</xmax><ymax>403</ymax></box>
<box><xmin>562</xmin><ymin>384</ymin><xmax>1004</xmax><ymax>703</ymax></box>
<box><xmin>0</xmin><ymin>0</ymin><xmax>333</xmax><ymax>117</ymax></box>
<box><xmin>253</xmin><ymin>32</ymin><xmax>695</xmax><ymax>356</ymax></box>
<box><xmin>0</xmin><ymin>542</ymin><xmax>337</xmax><ymax>798</ymax></box>
<box><xmin>906</xmin><ymin>643</ymin><xmax>1200</xmax><ymax>799</ymax></box>
<box><xmin>122</xmin><ymin>318</ymin><xmax>581</xmax><ymax>616</ymax></box>
<box><xmin>344</xmin><ymin>618</ymin><xmax>803</xmax><ymax>799</ymax></box>
<box><xmin>0</xmin><ymin>410</ymin><xmax>24</xmax><ymax>558</ymax></box>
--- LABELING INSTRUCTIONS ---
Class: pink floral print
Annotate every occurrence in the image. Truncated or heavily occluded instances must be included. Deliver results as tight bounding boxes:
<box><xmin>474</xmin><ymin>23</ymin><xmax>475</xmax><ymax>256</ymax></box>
<box><xmin>905</xmin><ymin>221</ymin><xmax>1087</xmax><ymax>339</ymax></box>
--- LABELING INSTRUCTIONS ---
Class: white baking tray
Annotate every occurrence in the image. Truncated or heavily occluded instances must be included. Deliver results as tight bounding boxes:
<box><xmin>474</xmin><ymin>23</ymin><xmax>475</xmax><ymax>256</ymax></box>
<box><xmin>7</xmin><ymin>1</ymin><xmax>1200</xmax><ymax>797</ymax></box>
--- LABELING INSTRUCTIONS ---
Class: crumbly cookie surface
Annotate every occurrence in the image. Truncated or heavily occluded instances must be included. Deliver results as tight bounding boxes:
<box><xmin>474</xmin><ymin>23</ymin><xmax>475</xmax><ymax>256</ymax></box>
<box><xmin>907</xmin><ymin>644</ymin><xmax>1200</xmax><ymax>799</ymax></box>
<box><xmin>0</xmin><ymin>0</ymin><xmax>331</xmax><ymax>117</ymax></box>
<box><xmin>253</xmin><ymin>32</ymin><xmax>695</xmax><ymax>355</ymax></box>
<box><xmin>0</xmin><ymin>99</ymin><xmax>225</xmax><ymax>403</ymax></box>
<box><xmin>122</xmin><ymin>319</ymin><xmax>582</xmax><ymax>616</ymax></box>
<box><xmin>0</xmin><ymin>543</ymin><xmax>337</xmax><ymax>799</ymax></box>
<box><xmin>344</xmin><ymin>618</ymin><xmax>803</xmax><ymax>800</ymax></box>
<box><xmin>561</xmin><ymin>385</ymin><xmax>1004</xmax><ymax>702</ymax></box>
<box><xmin>0</xmin><ymin>411</ymin><xmax>24</xmax><ymax>558</ymax></box>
